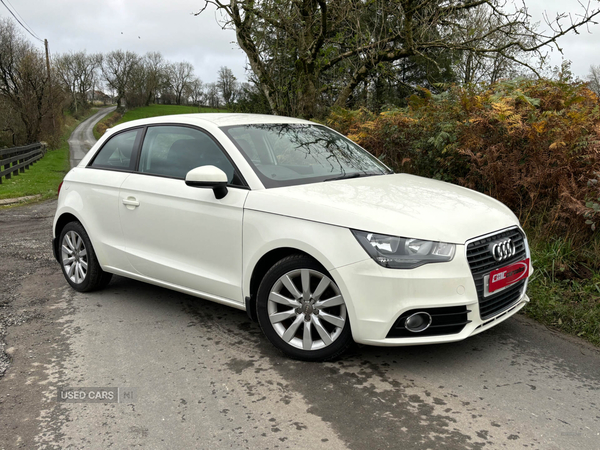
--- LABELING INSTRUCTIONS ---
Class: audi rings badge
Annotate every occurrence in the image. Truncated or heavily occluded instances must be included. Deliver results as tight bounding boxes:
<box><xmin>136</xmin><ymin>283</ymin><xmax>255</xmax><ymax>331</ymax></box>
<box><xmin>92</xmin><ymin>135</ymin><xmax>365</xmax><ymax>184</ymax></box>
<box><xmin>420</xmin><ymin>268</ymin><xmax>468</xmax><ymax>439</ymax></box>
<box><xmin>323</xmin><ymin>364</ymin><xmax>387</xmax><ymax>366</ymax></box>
<box><xmin>490</xmin><ymin>239</ymin><xmax>516</xmax><ymax>262</ymax></box>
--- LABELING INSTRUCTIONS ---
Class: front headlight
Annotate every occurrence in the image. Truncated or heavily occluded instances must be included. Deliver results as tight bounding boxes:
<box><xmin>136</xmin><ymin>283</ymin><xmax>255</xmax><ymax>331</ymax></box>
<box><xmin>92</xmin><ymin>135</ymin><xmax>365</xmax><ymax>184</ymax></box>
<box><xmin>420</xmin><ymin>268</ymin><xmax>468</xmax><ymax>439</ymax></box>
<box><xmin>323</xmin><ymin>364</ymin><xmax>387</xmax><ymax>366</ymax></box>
<box><xmin>351</xmin><ymin>230</ymin><xmax>456</xmax><ymax>269</ymax></box>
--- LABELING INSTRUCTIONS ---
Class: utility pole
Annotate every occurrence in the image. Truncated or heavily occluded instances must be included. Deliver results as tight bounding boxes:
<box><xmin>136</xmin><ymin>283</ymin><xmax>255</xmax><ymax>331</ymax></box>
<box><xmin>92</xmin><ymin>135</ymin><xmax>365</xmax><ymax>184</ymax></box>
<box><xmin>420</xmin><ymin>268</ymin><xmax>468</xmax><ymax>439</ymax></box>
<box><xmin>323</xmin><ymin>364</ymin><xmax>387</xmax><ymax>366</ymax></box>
<box><xmin>44</xmin><ymin>39</ymin><xmax>56</xmax><ymax>130</ymax></box>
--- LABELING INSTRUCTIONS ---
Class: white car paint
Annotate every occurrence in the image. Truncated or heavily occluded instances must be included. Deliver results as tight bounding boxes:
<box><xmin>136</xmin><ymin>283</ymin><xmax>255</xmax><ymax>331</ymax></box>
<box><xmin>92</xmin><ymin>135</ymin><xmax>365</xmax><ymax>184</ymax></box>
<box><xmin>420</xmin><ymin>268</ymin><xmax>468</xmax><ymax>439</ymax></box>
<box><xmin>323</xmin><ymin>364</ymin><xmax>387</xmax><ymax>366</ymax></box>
<box><xmin>243</xmin><ymin>173</ymin><xmax>519</xmax><ymax>244</ymax></box>
<box><xmin>118</xmin><ymin>173</ymin><xmax>248</xmax><ymax>302</ymax></box>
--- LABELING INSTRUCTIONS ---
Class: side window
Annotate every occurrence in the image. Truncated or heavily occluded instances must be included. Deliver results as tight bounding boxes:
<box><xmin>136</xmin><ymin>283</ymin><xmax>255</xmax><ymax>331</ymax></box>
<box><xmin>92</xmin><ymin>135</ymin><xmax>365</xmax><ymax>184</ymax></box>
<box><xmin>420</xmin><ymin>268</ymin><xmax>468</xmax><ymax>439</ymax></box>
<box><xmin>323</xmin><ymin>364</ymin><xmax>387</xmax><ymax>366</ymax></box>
<box><xmin>138</xmin><ymin>126</ymin><xmax>240</xmax><ymax>184</ymax></box>
<box><xmin>90</xmin><ymin>129</ymin><xmax>140</xmax><ymax>170</ymax></box>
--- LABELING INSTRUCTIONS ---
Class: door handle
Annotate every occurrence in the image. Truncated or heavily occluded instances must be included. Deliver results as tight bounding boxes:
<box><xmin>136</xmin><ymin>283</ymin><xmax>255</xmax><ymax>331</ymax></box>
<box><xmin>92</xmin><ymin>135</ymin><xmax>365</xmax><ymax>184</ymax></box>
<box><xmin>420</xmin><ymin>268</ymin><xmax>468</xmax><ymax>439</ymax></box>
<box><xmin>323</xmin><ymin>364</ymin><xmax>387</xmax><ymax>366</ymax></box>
<box><xmin>122</xmin><ymin>197</ymin><xmax>140</xmax><ymax>207</ymax></box>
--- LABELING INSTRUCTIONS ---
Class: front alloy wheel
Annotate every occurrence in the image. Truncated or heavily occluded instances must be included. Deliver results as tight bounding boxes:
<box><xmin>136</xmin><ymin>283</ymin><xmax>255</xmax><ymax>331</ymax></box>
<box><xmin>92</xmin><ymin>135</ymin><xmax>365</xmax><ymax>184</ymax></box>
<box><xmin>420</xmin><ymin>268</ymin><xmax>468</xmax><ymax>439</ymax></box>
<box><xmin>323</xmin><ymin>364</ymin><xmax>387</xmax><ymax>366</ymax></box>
<box><xmin>257</xmin><ymin>255</ymin><xmax>352</xmax><ymax>361</ymax></box>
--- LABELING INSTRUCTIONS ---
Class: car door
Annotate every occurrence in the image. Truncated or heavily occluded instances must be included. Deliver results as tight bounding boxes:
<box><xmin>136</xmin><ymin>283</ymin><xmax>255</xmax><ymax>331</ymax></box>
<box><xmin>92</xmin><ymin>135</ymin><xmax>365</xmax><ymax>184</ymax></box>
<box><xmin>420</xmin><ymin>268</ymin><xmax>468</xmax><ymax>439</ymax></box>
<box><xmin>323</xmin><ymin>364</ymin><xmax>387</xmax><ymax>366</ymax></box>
<box><xmin>76</xmin><ymin>127</ymin><xmax>143</xmax><ymax>272</ymax></box>
<box><xmin>118</xmin><ymin>125</ymin><xmax>249</xmax><ymax>304</ymax></box>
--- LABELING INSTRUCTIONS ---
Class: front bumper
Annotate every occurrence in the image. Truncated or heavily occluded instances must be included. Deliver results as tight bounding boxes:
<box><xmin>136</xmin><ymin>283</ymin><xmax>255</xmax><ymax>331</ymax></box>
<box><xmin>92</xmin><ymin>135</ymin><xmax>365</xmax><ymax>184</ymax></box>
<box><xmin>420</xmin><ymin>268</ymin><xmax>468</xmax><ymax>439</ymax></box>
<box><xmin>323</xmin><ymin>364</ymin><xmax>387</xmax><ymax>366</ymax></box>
<box><xmin>331</xmin><ymin>248</ymin><xmax>529</xmax><ymax>346</ymax></box>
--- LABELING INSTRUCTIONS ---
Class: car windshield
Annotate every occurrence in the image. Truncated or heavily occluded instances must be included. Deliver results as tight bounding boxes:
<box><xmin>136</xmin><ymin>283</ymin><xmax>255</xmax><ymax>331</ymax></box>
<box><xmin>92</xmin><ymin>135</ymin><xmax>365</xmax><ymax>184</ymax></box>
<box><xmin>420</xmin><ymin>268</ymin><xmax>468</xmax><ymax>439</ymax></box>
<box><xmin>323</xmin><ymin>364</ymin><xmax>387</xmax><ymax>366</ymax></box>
<box><xmin>221</xmin><ymin>124</ymin><xmax>391</xmax><ymax>188</ymax></box>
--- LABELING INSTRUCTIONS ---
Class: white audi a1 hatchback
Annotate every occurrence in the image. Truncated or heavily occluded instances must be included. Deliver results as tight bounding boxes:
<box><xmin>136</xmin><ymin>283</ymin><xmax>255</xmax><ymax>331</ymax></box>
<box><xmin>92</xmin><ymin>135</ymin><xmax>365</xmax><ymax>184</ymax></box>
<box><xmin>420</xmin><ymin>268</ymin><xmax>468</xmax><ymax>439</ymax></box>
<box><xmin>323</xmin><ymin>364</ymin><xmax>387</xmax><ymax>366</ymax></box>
<box><xmin>53</xmin><ymin>113</ymin><xmax>532</xmax><ymax>361</ymax></box>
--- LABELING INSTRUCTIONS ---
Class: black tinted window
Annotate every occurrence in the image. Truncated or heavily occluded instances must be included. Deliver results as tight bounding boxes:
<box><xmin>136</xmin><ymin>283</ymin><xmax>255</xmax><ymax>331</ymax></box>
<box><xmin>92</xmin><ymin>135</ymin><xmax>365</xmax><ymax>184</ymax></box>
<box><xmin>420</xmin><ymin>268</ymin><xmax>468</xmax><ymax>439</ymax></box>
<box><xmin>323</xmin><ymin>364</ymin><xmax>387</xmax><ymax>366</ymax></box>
<box><xmin>138</xmin><ymin>126</ymin><xmax>240</xmax><ymax>184</ymax></box>
<box><xmin>90</xmin><ymin>129</ymin><xmax>140</xmax><ymax>170</ymax></box>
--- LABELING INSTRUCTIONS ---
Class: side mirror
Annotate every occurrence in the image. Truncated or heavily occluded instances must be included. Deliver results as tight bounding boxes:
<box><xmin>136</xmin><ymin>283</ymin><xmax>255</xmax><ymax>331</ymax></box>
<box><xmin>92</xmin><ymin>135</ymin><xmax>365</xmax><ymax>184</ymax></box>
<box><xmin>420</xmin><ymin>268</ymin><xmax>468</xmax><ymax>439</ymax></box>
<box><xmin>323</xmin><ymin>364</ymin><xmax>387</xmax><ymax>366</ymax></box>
<box><xmin>185</xmin><ymin>165</ymin><xmax>228</xmax><ymax>199</ymax></box>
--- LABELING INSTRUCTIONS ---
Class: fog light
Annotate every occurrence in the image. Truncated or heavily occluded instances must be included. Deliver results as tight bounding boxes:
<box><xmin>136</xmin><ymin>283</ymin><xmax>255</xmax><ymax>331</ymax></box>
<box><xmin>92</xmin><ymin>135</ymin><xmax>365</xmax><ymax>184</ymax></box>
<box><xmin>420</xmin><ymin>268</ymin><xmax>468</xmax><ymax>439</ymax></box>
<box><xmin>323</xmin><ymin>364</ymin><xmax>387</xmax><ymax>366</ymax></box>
<box><xmin>405</xmin><ymin>312</ymin><xmax>432</xmax><ymax>332</ymax></box>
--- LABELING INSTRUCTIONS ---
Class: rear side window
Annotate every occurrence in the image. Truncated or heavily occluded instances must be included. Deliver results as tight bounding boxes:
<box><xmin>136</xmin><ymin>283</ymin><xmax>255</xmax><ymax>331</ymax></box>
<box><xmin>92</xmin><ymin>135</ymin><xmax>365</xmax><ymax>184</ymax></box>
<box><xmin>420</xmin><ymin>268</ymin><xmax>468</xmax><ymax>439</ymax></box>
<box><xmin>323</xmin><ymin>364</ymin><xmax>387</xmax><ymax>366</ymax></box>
<box><xmin>90</xmin><ymin>129</ymin><xmax>141</xmax><ymax>170</ymax></box>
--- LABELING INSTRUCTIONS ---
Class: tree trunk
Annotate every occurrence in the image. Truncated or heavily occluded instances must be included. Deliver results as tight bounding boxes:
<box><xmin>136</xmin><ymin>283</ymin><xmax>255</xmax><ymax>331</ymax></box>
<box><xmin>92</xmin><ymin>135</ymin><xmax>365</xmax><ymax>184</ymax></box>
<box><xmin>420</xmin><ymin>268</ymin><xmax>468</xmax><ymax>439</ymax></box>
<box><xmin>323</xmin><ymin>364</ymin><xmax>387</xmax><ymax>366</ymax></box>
<box><xmin>232</xmin><ymin>10</ymin><xmax>279</xmax><ymax>114</ymax></box>
<box><xmin>296</xmin><ymin>69</ymin><xmax>318</xmax><ymax>119</ymax></box>
<box><xmin>333</xmin><ymin>64</ymin><xmax>371</xmax><ymax>110</ymax></box>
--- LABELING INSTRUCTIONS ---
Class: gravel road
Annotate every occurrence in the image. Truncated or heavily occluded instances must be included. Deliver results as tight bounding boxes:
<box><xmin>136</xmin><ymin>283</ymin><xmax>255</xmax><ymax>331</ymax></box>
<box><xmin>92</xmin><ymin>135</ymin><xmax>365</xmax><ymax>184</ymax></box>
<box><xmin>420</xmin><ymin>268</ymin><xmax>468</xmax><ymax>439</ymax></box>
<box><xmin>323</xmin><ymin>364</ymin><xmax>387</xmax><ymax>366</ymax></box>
<box><xmin>0</xmin><ymin>113</ymin><xmax>599</xmax><ymax>450</ymax></box>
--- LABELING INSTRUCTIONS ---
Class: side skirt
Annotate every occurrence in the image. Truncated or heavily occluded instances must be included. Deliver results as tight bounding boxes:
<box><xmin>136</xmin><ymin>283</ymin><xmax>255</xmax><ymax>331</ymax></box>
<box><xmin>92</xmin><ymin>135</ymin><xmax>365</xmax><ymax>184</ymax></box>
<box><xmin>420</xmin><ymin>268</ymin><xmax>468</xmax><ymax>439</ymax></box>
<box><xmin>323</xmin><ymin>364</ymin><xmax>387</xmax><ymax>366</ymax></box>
<box><xmin>103</xmin><ymin>266</ymin><xmax>246</xmax><ymax>311</ymax></box>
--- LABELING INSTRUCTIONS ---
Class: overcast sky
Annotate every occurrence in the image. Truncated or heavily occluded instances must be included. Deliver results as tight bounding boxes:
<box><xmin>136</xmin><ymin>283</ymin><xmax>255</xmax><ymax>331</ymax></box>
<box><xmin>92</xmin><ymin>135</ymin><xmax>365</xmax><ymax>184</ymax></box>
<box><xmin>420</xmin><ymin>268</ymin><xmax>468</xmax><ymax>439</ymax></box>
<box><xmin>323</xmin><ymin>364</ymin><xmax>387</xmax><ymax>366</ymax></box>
<box><xmin>0</xmin><ymin>0</ymin><xmax>598</xmax><ymax>85</ymax></box>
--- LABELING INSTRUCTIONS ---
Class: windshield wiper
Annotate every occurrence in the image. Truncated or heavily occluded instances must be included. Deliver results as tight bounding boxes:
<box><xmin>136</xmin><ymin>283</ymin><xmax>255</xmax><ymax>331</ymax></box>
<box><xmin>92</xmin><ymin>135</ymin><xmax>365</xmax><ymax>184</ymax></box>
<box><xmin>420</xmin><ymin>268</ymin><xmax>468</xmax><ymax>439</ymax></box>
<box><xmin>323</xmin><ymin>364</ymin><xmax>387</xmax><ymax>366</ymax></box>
<box><xmin>324</xmin><ymin>173</ymin><xmax>380</xmax><ymax>182</ymax></box>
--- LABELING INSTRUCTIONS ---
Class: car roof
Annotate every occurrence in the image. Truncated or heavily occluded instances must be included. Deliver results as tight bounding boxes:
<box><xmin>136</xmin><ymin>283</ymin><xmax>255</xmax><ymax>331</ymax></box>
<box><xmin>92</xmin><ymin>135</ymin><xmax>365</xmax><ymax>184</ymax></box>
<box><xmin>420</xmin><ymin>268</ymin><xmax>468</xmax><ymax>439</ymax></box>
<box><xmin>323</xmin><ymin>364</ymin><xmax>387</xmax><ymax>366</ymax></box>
<box><xmin>108</xmin><ymin>113</ymin><xmax>314</xmax><ymax>133</ymax></box>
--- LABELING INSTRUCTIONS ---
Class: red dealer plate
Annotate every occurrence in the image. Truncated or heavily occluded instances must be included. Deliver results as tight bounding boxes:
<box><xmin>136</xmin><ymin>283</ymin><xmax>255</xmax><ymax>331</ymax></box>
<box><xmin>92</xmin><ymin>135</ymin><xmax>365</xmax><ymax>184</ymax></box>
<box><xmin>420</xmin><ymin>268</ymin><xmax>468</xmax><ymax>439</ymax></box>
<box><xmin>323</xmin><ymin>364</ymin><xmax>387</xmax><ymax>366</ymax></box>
<box><xmin>488</xmin><ymin>258</ymin><xmax>530</xmax><ymax>294</ymax></box>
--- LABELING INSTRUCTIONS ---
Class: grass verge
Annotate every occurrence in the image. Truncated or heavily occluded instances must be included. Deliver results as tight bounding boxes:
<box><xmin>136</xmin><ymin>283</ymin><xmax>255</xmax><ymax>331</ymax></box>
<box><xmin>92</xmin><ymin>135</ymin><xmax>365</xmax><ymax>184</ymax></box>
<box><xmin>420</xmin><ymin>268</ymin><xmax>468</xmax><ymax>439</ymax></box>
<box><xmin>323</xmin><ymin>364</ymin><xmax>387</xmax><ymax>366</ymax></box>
<box><xmin>93</xmin><ymin>104</ymin><xmax>227</xmax><ymax>139</ymax></box>
<box><xmin>0</xmin><ymin>109</ymin><xmax>98</xmax><ymax>204</ymax></box>
<box><xmin>523</xmin><ymin>232</ymin><xmax>600</xmax><ymax>346</ymax></box>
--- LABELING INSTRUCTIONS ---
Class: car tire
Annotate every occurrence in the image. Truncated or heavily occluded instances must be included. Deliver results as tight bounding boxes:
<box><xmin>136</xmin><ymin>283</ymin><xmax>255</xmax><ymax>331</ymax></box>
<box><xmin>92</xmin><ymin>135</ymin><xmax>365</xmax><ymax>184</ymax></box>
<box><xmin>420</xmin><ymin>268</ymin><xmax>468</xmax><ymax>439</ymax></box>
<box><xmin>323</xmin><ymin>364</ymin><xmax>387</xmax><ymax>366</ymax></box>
<box><xmin>256</xmin><ymin>254</ymin><xmax>352</xmax><ymax>361</ymax></box>
<box><xmin>59</xmin><ymin>221</ymin><xmax>112</xmax><ymax>292</ymax></box>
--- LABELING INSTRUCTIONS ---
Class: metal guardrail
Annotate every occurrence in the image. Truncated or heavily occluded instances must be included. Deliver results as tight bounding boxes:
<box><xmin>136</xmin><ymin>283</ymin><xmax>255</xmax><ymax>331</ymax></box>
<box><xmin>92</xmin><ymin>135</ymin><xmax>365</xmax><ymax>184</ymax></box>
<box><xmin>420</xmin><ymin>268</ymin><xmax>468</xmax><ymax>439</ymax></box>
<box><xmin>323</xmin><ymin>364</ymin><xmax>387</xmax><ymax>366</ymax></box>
<box><xmin>0</xmin><ymin>143</ymin><xmax>46</xmax><ymax>184</ymax></box>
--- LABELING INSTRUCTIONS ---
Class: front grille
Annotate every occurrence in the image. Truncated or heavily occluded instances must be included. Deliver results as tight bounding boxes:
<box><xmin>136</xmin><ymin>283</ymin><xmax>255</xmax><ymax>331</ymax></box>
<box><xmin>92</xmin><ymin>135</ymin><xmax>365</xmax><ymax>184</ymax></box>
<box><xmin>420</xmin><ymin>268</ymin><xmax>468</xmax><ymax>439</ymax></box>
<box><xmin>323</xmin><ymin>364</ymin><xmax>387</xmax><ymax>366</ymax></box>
<box><xmin>466</xmin><ymin>227</ymin><xmax>528</xmax><ymax>320</ymax></box>
<box><xmin>386</xmin><ymin>306</ymin><xmax>471</xmax><ymax>338</ymax></box>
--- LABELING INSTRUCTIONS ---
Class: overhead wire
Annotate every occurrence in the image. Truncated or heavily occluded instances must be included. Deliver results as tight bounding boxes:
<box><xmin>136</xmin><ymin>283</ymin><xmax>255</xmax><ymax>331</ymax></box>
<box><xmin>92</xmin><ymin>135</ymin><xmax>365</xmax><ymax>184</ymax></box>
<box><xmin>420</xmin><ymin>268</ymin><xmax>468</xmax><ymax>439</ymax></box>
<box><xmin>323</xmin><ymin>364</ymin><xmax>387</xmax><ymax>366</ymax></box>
<box><xmin>4</xmin><ymin>0</ymin><xmax>42</xmax><ymax>39</ymax></box>
<box><xmin>0</xmin><ymin>0</ymin><xmax>44</xmax><ymax>42</ymax></box>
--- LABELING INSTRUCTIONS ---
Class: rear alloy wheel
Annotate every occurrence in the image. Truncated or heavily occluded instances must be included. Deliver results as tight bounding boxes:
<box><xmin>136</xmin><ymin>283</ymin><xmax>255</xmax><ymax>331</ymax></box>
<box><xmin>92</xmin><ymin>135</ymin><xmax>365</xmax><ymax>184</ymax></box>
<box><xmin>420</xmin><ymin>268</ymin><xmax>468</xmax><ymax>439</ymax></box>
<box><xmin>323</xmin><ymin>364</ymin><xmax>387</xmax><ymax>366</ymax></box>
<box><xmin>257</xmin><ymin>255</ymin><xmax>352</xmax><ymax>361</ymax></box>
<box><xmin>59</xmin><ymin>222</ymin><xmax>112</xmax><ymax>292</ymax></box>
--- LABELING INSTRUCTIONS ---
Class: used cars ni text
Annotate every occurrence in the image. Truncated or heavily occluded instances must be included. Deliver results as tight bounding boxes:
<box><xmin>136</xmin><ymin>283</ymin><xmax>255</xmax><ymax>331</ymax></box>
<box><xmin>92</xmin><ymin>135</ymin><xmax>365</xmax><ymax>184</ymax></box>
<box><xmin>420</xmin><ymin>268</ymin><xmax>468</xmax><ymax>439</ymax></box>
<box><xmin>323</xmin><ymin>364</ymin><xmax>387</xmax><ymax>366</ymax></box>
<box><xmin>53</xmin><ymin>114</ymin><xmax>532</xmax><ymax>361</ymax></box>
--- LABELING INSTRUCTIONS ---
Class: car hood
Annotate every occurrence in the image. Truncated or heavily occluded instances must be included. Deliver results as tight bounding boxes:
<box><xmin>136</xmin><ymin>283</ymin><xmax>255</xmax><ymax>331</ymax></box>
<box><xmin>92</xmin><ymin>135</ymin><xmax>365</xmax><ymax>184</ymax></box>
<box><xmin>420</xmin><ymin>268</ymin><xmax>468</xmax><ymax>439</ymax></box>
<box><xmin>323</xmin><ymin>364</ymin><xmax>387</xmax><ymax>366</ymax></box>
<box><xmin>244</xmin><ymin>174</ymin><xmax>520</xmax><ymax>244</ymax></box>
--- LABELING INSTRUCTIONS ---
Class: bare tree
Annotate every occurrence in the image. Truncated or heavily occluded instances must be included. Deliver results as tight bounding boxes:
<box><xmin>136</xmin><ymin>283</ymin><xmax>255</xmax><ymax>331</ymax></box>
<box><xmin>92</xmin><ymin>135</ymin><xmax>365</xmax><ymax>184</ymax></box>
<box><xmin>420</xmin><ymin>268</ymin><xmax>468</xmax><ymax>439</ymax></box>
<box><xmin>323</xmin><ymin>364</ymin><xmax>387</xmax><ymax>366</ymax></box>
<box><xmin>197</xmin><ymin>0</ymin><xmax>600</xmax><ymax>118</ymax></box>
<box><xmin>217</xmin><ymin>66</ymin><xmax>237</xmax><ymax>108</ymax></box>
<box><xmin>125</xmin><ymin>58</ymin><xmax>150</xmax><ymax>108</ymax></box>
<box><xmin>0</xmin><ymin>18</ymin><xmax>61</xmax><ymax>144</ymax></box>
<box><xmin>588</xmin><ymin>65</ymin><xmax>600</xmax><ymax>95</ymax></box>
<box><xmin>55</xmin><ymin>53</ymin><xmax>78</xmax><ymax>111</ymax></box>
<box><xmin>188</xmin><ymin>77</ymin><xmax>205</xmax><ymax>105</ymax></box>
<box><xmin>453</xmin><ymin>4</ymin><xmax>532</xmax><ymax>84</ymax></box>
<box><xmin>143</xmin><ymin>52</ymin><xmax>167</xmax><ymax>105</ymax></box>
<box><xmin>205</xmin><ymin>82</ymin><xmax>221</xmax><ymax>108</ymax></box>
<box><xmin>76</xmin><ymin>53</ymin><xmax>102</xmax><ymax>106</ymax></box>
<box><xmin>169</xmin><ymin>61</ymin><xmax>195</xmax><ymax>105</ymax></box>
<box><xmin>55</xmin><ymin>51</ymin><xmax>102</xmax><ymax>113</ymax></box>
<box><xmin>102</xmin><ymin>50</ymin><xmax>140</xmax><ymax>109</ymax></box>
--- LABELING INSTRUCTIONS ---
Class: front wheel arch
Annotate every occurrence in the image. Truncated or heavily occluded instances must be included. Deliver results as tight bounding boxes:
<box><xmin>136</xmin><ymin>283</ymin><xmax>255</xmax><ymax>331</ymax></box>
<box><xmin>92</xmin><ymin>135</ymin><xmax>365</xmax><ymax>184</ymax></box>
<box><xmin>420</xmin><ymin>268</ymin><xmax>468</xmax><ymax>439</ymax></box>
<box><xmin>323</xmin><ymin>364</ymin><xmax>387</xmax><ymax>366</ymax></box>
<box><xmin>247</xmin><ymin>248</ymin><xmax>318</xmax><ymax>321</ymax></box>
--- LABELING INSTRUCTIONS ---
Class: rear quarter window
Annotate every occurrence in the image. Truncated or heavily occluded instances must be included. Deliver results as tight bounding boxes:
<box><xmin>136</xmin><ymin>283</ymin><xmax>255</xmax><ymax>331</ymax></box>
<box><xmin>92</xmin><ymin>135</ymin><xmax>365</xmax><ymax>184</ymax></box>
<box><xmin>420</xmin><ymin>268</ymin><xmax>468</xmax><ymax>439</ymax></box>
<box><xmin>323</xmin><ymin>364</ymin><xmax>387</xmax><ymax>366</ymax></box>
<box><xmin>90</xmin><ymin>129</ymin><xmax>141</xmax><ymax>171</ymax></box>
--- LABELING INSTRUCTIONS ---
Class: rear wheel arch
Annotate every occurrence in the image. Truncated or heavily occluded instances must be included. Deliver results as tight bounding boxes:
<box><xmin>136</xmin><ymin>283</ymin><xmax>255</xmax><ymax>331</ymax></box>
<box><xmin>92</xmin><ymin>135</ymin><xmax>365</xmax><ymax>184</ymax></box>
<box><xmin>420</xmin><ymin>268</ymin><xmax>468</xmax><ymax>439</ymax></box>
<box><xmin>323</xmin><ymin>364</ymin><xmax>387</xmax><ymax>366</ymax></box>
<box><xmin>54</xmin><ymin>213</ymin><xmax>80</xmax><ymax>256</ymax></box>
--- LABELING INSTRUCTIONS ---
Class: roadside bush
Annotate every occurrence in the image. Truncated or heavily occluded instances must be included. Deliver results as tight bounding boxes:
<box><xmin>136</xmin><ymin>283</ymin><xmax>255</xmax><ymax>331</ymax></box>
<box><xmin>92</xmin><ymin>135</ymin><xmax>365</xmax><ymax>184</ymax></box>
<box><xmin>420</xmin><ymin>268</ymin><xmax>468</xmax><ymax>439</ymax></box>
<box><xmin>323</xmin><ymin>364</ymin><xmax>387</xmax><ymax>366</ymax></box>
<box><xmin>94</xmin><ymin>111</ymin><xmax>122</xmax><ymax>138</ymax></box>
<box><xmin>325</xmin><ymin>78</ymin><xmax>600</xmax><ymax>241</ymax></box>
